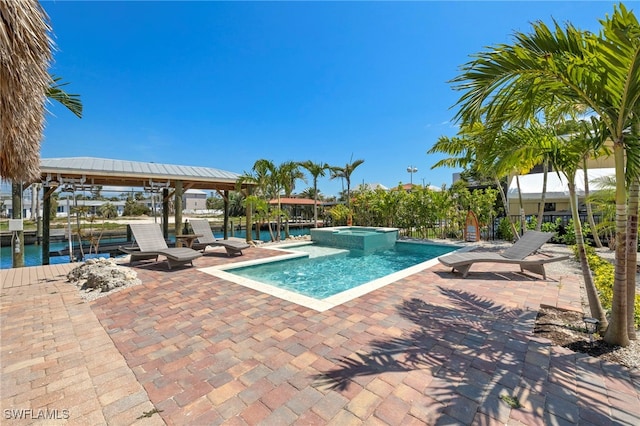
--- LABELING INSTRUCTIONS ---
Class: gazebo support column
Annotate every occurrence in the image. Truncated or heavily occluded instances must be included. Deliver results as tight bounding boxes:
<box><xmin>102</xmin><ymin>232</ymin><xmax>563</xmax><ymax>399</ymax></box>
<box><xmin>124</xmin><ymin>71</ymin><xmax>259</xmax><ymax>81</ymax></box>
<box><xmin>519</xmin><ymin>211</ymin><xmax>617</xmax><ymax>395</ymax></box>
<box><xmin>223</xmin><ymin>190</ymin><xmax>229</xmax><ymax>239</ymax></box>
<box><xmin>42</xmin><ymin>184</ymin><xmax>53</xmax><ymax>265</ymax></box>
<box><xmin>162</xmin><ymin>188</ymin><xmax>169</xmax><ymax>239</ymax></box>
<box><xmin>174</xmin><ymin>181</ymin><xmax>183</xmax><ymax>245</ymax></box>
<box><xmin>11</xmin><ymin>182</ymin><xmax>24</xmax><ymax>268</ymax></box>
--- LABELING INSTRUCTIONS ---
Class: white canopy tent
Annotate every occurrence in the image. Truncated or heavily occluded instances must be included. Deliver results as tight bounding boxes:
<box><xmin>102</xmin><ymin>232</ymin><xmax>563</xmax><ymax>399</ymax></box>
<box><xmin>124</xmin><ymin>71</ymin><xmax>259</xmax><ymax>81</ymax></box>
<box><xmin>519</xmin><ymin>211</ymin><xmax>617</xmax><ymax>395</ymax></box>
<box><xmin>507</xmin><ymin>168</ymin><xmax>615</xmax><ymax>201</ymax></box>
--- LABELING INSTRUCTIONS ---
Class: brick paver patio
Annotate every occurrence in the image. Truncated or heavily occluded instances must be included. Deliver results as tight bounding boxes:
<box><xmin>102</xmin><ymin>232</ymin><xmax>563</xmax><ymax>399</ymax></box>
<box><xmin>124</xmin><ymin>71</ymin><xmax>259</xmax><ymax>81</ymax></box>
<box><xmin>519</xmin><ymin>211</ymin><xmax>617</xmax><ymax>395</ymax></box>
<box><xmin>2</xmin><ymin>244</ymin><xmax>639</xmax><ymax>425</ymax></box>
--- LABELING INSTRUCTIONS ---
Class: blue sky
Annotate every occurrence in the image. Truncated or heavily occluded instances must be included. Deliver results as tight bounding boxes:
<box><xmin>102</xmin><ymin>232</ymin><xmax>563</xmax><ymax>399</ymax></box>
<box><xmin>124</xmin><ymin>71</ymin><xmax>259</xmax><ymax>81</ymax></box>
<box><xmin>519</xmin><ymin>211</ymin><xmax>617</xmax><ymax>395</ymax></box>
<box><xmin>39</xmin><ymin>1</ymin><xmax>626</xmax><ymax>197</ymax></box>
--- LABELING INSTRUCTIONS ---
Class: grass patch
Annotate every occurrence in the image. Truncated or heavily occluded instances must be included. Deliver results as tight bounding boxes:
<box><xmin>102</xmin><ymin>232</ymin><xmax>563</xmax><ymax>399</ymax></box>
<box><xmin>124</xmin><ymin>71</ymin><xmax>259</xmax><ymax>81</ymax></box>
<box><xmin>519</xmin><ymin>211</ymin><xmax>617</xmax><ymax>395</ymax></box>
<box><xmin>499</xmin><ymin>394</ymin><xmax>522</xmax><ymax>409</ymax></box>
<box><xmin>136</xmin><ymin>408</ymin><xmax>163</xmax><ymax>419</ymax></box>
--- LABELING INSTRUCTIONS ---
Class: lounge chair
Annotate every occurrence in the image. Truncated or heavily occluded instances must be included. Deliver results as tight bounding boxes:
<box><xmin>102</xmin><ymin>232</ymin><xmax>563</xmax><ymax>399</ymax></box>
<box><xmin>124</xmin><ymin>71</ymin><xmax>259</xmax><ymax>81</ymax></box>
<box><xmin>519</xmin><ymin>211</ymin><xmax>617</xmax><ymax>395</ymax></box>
<box><xmin>438</xmin><ymin>231</ymin><xmax>570</xmax><ymax>279</ymax></box>
<box><xmin>188</xmin><ymin>219</ymin><xmax>250</xmax><ymax>256</ymax></box>
<box><xmin>119</xmin><ymin>223</ymin><xmax>202</xmax><ymax>269</ymax></box>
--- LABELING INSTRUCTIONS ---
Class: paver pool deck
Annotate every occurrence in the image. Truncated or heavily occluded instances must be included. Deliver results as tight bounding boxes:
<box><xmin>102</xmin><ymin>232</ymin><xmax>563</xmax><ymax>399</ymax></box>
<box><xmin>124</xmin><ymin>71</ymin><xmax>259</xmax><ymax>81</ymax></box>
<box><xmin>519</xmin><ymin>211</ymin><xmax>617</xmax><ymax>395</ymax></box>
<box><xmin>1</xmin><ymin>244</ymin><xmax>639</xmax><ymax>425</ymax></box>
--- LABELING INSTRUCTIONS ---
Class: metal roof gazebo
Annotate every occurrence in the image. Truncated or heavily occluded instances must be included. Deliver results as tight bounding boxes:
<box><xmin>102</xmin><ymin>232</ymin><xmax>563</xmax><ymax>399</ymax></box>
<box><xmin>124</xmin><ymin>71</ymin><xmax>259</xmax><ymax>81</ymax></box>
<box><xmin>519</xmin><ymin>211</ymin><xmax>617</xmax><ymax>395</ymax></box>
<box><xmin>36</xmin><ymin>157</ymin><xmax>254</xmax><ymax>265</ymax></box>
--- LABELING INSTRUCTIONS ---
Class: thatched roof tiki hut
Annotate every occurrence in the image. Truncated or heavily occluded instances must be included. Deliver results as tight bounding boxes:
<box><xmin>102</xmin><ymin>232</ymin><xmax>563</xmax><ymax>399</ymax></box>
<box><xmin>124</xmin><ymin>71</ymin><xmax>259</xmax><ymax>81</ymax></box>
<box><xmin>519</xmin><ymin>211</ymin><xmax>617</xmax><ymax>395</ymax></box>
<box><xmin>0</xmin><ymin>0</ymin><xmax>53</xmax><ymax>182</ymax></box>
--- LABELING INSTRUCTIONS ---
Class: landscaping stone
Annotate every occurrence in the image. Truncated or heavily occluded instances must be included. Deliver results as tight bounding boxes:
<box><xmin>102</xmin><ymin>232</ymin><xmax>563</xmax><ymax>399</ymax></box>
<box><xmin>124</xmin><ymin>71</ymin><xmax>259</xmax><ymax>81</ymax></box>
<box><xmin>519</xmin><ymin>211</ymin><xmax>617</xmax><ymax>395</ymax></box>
<box><xmin>67</xmin><ymin>258</ymin><xmax>141</xmax><ymax>296</ymax></box>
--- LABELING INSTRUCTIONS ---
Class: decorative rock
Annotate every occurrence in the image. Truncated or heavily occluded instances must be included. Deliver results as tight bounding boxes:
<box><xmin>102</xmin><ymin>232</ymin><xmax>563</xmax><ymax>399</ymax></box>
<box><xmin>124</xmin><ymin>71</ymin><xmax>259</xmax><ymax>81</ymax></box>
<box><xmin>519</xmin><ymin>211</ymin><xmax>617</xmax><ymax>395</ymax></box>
<box><xmin>67</xmin><ymin>257</ymin><xmax>141</xmax><ymax>293</ymax></box>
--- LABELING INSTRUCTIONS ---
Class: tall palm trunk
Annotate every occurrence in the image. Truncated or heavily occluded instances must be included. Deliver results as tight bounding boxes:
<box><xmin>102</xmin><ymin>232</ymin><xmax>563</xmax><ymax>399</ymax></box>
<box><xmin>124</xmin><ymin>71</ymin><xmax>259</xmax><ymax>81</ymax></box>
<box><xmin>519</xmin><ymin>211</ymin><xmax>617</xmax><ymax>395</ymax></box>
<box><xmin>495</xmin><ymin>177</ymin><xmax>520</xmax><ymax>240</ymax></box>
<box><xmin>583</xmin><ymin>159</ymin><xmax>603</xmax><ymax>248</ymax></box>
<box><xmin>536</xmin><ymin>160</ymin><xmax>548</xmax><ymax>232</ymax></box>
<box><xmin>626</xmin><ymin>178</ymin><xmax>638</xmax><ymax>340</ymax></box>
<box><xmin>267</xmin><ymin>220</ymin><xmax>275</xmax><ymax>242</ymax></box>
<box><xmin>516</xmin><ymin>175</ymin><xmax>525</xmax><ymax>238</ymax></box>
<box><xmin>313</xmin><ymin>185</ymin><xmax>319</xmax><ymax>228</ymax></box>
<box><xmin>568</xmin><ymin>180</ymin><xmax>608</xmax><ymax>331</ymax></box>
<box><xmin>604</xmin><ymin>142</ymin><xmax>629</xmax><ymax>346</ymax></box>
<box><xmin>284</xmin><ymin>211</ymin><xmax>290</xmax><ymax>240</ymax></box>
<box><xmin>276</xmin><ymin>195</ymin><xmax>282</xmax><ymax>241</ymax></box>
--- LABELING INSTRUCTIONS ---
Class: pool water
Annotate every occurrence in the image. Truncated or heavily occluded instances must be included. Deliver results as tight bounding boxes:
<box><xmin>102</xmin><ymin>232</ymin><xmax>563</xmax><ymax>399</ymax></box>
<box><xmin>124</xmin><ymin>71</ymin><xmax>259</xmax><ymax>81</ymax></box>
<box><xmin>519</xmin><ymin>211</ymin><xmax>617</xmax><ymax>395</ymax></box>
<box><xmin>226</xmin><ymin>242</ymin><xmax>458</xmax><ymax>299</ymax></box>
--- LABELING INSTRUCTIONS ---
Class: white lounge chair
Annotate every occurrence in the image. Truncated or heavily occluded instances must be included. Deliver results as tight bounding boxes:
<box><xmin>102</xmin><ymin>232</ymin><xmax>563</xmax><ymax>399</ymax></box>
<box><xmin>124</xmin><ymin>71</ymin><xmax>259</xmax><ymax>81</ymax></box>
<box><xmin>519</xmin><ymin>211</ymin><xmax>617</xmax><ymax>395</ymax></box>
<box><xmin>438</xmin><ymin>231</ymin><xmax>569</xmax><ymax>279</ymax></box>
<box><xmin>188</xmin><ymin>219</ymin><xmax>250</xmax><ymax>257</ymax></box>
<box><xmin>119</xmin><ymin>223</ymin><xmax>202</xmax><ymax>269</ymax></box>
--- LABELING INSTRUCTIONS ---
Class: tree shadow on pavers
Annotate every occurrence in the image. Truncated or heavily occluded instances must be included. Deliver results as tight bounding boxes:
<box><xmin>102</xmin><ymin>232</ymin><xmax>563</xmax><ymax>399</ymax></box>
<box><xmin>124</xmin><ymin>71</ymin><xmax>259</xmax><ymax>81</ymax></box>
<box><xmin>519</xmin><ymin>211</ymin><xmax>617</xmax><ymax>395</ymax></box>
<box><xmin>313</xmin><ymin>290</ymin><xmax>524</xmax><ymax>391</ymax></box>
<box><xmin>312</xmin><ymin>287</ymin><xmax>615</xmax><ymax>424</ymax></box>
<box><xmin>123</xmin><ymin>261</ymin><xmax>196</xmax><ymax>272</ymax></box>
<box><xmin>433</xmin><ymin>270</ymin><xmax>557</xmax><ymax>282</ymax></box>
<box><xmin>200</xmin><ymin>251</ymin><xmax>237</xmax><ymax>259</ymax></box>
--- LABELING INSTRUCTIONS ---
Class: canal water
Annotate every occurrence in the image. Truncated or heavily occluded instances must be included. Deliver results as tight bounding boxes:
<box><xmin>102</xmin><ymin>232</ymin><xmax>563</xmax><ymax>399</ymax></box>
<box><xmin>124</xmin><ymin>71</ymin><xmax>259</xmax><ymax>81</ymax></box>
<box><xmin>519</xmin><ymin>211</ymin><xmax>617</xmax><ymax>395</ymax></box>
<box><xmin>1</xmin><ymin>228</ymin><xmax>309</xmax><ymax>269</ymax></box>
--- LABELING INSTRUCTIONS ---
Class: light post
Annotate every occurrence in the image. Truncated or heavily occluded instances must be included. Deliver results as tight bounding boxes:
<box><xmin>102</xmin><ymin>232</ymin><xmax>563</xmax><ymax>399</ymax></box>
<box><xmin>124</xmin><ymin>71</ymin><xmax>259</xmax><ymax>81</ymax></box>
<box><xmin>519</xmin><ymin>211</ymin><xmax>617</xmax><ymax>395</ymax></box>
<box><xmin>406</xmin><ymin>166</ymin><xmax>418</xmax><ymax>185</ymax></box>
<box><xmin>583</xmin><ymin>317</ymin><xmax>600</xmax><ymax>347</ymax></box>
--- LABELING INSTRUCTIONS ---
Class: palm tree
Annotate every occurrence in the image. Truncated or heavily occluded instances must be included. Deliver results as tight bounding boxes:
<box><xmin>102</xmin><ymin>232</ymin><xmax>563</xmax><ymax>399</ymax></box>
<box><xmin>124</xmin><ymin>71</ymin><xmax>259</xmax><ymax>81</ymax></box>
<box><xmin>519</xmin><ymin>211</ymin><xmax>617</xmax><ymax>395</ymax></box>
<box><xmin>1</xmin><ymin>0</ymin><xmax>52</xmax><ymax>183</ymax></box>
<box><xmin>330</xmin><ymin>158</ymin><xmax>365</xmax><ymax>209</ymax></box>
<box><xmin>299</xmin><ymin>161</ymin><xmax>330</xmax><ymax>227</ymax></box>
<box><xmin>99</xmin><ymin>202</ymin><xmax>118</xmax><ymax>219</ymax></box>
<box><xmin>430</xmin><ymin>123</ymin><xmax>542</xmax><ymax>240</ymax></box>
<box><xmin>228</xmin><ymin>191</ymin><xmax>245</xmax><ymax>217</ymax></box>
<box><xmin>588</xmin><ymin>175</ymin><xmax>616</xmax><ymax>245</ymax></box>
<box><xmin>449</xmin><ymin>4</ymin><xmax>640</xmax><ymax>345</ymax></box>
<box><xmin>578</xmin><ymin>118</ymin><xmax>611</xmax><ymax>248</ymax></box>
<box><xmin>491</xmin><ymin>127</ymin><xmax>550</xmax><ymax>237</ymax></box>
<box><xmin>278</xmin><ymin>161</ymin><xmax>305</xmax><ymax>239</ymax></box>
<box><xmin>237</xmin><ymin>159</ymin><xmax>276</xmax><ymax>241</ymax></box>
<box><xmin>546</xmin><ymin>128</ymin><xmax>609</xmax><ymax>329</ymax></box>
<box><xmin>430</xmin><ymin>123</ymin><xmax>526</xmax><ymax>238</ymax></box>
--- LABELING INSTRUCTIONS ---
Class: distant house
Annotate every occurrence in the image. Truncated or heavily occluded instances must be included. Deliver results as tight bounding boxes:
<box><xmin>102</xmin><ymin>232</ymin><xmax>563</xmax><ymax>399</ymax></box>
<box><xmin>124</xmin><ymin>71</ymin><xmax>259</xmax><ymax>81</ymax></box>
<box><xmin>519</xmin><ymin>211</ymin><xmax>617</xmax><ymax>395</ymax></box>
<box><xmin>2</xmin><ymin>198</ymin><xmax>126</xmax><ymax>218</ymax></box>
<box><xmin>356</xmin><ymin>183</ymin><xmax>389</xmax><ymax>191</ymax></box>
<box><xmin>506</xmin><ymin>147</ymin><xmax>616</xmax><ymax>217</ymax></box>
<box><xmin>183</xmin><ymin>189</ymin><xmax>207</xmax><ymax>211</ymax></box>
<box><xmin>396</xmin><ymin>183</ymin><xmax>442</xmax><ymax>192</ymax></box>
<box><xmin>507</xmin><ymin>168</ymin><xmax>615</xmax><ymax>217</ymax></box>
<box><xmin>55</xmin><ymin>198</ymin><xmax>126</xmax><ymax>217</ymax></box>
<box><xmin>382</xmin><ymin>183</ymin><xmax>442</xmax><ymax>192</ymax></box>
<box><xmin>268</xmin><ymin>197</ymin><xmax>321</xmax><ymax>223</ymax></box>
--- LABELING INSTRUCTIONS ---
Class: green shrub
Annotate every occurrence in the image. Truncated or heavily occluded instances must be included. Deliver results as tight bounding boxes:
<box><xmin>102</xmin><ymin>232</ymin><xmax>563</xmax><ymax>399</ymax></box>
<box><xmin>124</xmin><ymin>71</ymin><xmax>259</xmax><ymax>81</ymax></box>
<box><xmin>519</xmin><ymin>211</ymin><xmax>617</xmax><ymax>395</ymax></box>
<box><xmin>328</xmin><ymin>204</ymin><xmax>351</xmax><ymax>226</ymax></box>
<box><xmin>562</xmin><ymin>219</ymin><xmax>591</xmax><ymax>245</ymax></box>
<box><xmin>541</xmin><ymin>218</ymin><xmax>560</xmax><ymax>233</ymax></box>
<box><xmin>497</xmin><ymin>218</ymin><xmax>515</xmax><ymax>241</ymax></box>
<box><xmin>572</xmin><ymin>245</ymin><xmax>640</xmax><ymax>329</ymax></box>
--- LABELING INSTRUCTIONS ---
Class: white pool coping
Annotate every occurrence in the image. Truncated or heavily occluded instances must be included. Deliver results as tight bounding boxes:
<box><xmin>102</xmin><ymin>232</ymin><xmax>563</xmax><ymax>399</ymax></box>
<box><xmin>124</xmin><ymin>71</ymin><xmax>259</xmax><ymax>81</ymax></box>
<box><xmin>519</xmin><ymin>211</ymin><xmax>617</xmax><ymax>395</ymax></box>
<box><xmin>198</xmin><ymin>241</ymin><xmax>468</xmax><ymax>312</ymax></box>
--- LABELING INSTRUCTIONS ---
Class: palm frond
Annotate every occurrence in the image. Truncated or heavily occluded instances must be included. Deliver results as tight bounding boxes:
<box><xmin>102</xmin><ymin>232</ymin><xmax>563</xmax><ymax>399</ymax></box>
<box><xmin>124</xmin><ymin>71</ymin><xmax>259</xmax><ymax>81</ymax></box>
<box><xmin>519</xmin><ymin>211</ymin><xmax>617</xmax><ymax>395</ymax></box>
<box><xmin>47</xmin><ymin>75</ymin><xmax>83</xmax><ymax>118</ymax></box>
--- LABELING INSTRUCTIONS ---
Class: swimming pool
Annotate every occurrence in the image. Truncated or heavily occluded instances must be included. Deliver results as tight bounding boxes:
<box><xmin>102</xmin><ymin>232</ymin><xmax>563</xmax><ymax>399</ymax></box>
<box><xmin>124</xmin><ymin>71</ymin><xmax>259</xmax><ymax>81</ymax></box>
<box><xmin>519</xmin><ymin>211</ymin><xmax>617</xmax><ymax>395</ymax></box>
<box><xmin>200</xmin><ymin>241</ymin><xmax>460</xmax><ymax>311</ymax></box>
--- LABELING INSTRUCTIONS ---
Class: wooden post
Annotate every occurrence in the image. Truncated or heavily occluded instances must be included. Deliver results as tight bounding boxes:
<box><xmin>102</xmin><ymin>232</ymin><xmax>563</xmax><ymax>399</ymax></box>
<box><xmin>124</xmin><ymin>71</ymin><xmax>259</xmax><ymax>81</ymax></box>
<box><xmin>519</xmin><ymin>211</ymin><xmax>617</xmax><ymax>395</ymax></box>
<box><xmin>42</xmin><ymin>184</ymin><xmax>52</xmax><ymax>265</ymax></box>
<box><xmin>162</xmin><ymin>188</ymin><xmax>169</xmax><ymax>239</ymax></box>
<box><xmin>36</xmin><ymin>215</ymin><xmax>42</xmax><ymax>245</ymax></box>
<box><xmin>34</xmin><ymin>184</ymin><xmax>42</xmax><ymax>244</ymax></box>
<box><xmin>223</xmin><ymin>190</ymin><xmax>229</xmax><ymax>240</ymax></box>
<box><xmin>174</xmin><ymin>181</ymin><xmax>183</xmax><ymax>245</ymax></box>
<box><xmin>11</xmin><ymin>182</ymin><xmax>24</xmax><ymax>268</ymax></box>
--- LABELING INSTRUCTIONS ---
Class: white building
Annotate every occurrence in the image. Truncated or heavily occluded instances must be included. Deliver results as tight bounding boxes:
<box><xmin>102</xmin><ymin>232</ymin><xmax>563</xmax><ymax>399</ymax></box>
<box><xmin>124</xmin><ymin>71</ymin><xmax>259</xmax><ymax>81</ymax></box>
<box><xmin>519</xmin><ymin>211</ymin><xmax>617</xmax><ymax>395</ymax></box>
<box><xmin>507</xmin><ymin>168</ymin><xmax>615</xmax><ymax>216</ymax></box>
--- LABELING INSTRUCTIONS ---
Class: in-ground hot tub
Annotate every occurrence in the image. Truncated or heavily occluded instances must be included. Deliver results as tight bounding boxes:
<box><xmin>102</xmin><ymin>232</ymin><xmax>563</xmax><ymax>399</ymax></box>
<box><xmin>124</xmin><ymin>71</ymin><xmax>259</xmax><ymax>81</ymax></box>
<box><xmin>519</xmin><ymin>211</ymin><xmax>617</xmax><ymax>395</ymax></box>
<box><xmin>310</xmin><ymin>226</ymin><xmax>399</xmax><ymax>253</ymax></box>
